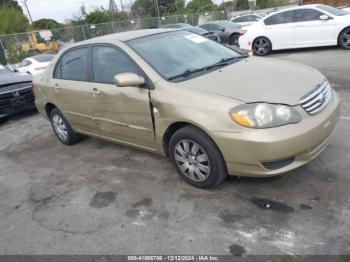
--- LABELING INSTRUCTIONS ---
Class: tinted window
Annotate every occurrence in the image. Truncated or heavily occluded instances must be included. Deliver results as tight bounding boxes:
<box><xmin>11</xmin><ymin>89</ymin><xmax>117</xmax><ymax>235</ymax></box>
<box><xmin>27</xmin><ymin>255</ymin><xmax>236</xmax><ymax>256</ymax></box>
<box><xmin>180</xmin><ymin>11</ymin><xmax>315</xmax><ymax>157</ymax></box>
<box><xmin>232</xmin><ymin>16</ymin><xmax>247</xmax><ymax>22</ymax></box>
<box><xmin>55</xmin><ymin>47</ymin><xmax>88</xmax><ymax>81</ymax></box>
<box><xmin>264</xmin><ymin>11</ymin><xmax>295</xmax><ymax>25</ymax></box>
<box><xmin>19</xmin><ymin>59</ymin><xmax>32</xmax><ymax>67</ymax></box>
<box><xmin>92</xmin><ymin>46</ymin><xmax>139</xmax><ymax>84</ymax></box>
<box><xmin>33</xmin><ymin>54</ymin><xmax>54</xmax><ymax>62</ymax></box>
<box><xmin>199</xmin><ymin>24</ymin><xmax>210</xmax><ymax>31</ymax></box>
<box><xmin>246</xmin><ymin>15</ymin><xmax>260</xmax><ymax>22</ymax></box>
<box><xmin>317</xmin><ymin>4</ymin><xmax>347</xmax><ymax>16</ymax></box>
<box><xmin>294</xmin><ymin>9</ymin><xmax>324</xmax><ymax>22</ymax></box>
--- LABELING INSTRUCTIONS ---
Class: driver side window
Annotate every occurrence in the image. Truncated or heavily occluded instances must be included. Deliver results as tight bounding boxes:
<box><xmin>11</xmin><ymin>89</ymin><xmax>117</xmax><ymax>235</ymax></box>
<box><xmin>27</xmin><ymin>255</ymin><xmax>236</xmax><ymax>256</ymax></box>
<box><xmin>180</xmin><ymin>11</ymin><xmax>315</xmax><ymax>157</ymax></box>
<box><xmin>92</xmin><ymin>45</ymin><xmax>140</xmax><ymax>84</ymax></box>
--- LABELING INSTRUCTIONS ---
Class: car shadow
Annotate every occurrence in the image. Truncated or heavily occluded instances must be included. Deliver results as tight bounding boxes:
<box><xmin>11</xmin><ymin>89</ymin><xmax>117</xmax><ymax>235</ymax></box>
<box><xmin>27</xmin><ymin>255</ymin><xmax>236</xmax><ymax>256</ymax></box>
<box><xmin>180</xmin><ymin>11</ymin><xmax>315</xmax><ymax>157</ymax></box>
<box><xmin>0</xmin><ymin>109</ymin><xmax>38</xmax><ymax>126</ymax></box>
<box><xmin>270</xmin><ymin>45</ymin><xmax>339</xmax><ymax>55</ymax></box>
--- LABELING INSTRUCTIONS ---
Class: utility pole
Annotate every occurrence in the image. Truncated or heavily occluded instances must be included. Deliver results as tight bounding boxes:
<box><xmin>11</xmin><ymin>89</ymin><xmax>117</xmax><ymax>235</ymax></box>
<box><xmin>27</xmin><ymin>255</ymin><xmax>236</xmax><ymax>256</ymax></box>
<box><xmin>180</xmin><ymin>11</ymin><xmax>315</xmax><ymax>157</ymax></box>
<box><xmin>23</xmin><ymin>0</ymin><xmax>33</xmax><ymax>23</ymax></box>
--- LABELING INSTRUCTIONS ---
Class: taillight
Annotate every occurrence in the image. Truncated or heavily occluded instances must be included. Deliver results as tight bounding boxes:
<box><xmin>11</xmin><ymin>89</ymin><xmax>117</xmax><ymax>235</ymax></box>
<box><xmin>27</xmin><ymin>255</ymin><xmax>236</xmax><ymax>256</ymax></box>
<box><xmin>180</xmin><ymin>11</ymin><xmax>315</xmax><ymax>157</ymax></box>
<box><xmin>240</xmin><ymin>30</ymin><xmax>247</xmax><ymax>36</ymax></box>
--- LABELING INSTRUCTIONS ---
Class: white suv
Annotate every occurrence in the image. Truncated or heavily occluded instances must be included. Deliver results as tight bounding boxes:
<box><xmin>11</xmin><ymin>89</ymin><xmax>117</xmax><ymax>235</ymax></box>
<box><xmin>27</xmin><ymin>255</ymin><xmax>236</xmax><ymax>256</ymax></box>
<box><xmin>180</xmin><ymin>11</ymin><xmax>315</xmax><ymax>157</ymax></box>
<box><xmin>239</xmin><ymin>4</ymin><xmax>350</xmax><ymax>56</ymax></box>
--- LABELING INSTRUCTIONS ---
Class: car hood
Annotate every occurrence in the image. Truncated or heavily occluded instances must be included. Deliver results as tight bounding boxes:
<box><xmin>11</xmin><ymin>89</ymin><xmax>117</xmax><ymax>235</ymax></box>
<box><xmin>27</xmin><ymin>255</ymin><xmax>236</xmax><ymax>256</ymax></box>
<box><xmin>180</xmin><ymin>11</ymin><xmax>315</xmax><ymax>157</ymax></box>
<box><xmin>181</xmin><ymin>57</ymin><xmax>325</xmax><ymax>105</ymax></box>
<box><xmin>0</xmin><ymin>73</ymin><xmax>32</xmax><ymax>88</ymax></box>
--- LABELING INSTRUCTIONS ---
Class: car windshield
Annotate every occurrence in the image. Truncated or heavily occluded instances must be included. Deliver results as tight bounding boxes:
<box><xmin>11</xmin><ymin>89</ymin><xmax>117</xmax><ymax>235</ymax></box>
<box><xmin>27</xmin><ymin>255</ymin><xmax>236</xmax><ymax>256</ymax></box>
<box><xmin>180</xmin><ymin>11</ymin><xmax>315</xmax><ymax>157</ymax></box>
<box><xmin>33</xmin><ymin>54</ymin><xmax>54</xmax><ymax>63</ymax></box>
<box><xmin>317</xmin><ymin>4</ymin><xmax>348</xmax><ymax>16</ymax></box>
<box><xmin>0</xmin><ymin>64</ymin><xmax>11</xmax><ymax>75</ymax></box>
<box><xmin>127</xmin><ymin>31</ymin><xmax>243</xmax><ymax>81</ymax></box>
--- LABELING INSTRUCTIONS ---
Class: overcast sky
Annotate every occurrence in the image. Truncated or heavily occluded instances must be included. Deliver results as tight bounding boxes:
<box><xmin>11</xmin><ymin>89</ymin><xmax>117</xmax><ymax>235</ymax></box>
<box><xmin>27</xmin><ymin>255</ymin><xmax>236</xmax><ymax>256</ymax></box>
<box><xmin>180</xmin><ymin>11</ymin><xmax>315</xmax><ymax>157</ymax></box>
<box><xmin>17</xmin><ymin>0</ymin><xmax>134</xmax><ymax>23</ymax></box>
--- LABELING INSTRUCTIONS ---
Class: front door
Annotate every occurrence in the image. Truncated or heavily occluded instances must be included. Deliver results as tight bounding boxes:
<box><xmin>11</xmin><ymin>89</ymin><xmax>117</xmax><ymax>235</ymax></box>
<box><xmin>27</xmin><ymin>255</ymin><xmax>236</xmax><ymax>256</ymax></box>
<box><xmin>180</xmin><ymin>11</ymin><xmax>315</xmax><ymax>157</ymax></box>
<box><xmin>51</xmin><ymin>46</ymin><xmax>97</xmax><ymax>134</ymax></box>
<box><xmin>264</xmin><ymin>10</ymin><xmax>296</xmax><ymax>49</ymax></box>
<box><xmin>89</xmin><ymin>45</ymin><xmax>155</xmax><ymax>148</ymax></box>
<box><xmin>294</xmin><ymin>9</ymin><xmax>336</xmax><ymax>47</ymax></box>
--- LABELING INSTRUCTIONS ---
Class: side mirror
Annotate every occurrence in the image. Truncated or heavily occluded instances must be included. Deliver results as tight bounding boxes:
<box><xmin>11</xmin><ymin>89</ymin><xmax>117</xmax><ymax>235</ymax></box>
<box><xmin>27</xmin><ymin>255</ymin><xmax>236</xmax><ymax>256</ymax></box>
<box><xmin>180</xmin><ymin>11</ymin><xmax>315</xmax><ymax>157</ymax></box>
<box><xmin>13</xmin><ymin>68</ymin><xmax>19</xmax><ymax>72</ymax></box>
<box><xmin>320</xmin><ymin>15</ymin><xmax>330</xmax><ymax>21</ymax></box>
<box><xmin>218</xmin><ymin>27</ymin><xmax>225</xmax><ymax>32</ymax></box>
<box><xmin>114</xmin><ymin>73</ymin><xmax>145</xmax><ymax>87</ymax></box>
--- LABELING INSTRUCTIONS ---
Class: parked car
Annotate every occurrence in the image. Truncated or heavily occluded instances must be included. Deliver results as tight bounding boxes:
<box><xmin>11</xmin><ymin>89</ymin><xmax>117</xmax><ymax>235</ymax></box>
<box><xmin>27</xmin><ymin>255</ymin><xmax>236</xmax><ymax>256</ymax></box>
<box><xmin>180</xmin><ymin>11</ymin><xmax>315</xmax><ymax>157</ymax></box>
<box><xmin>239</xmin><ymin>4</ymin><xmax>350</xmax><ymax>56</ymax></box>
<box><xmin>198</xmin><ymin>21</ymin><xmax>241</xmax><ymax>45</ymax></box>
<box><xmin>0</xmin><ymin>64</ymin><xmax>34</xmax><ymax>119</ymax></box>
<box><xmin>230</xmin><ymin>13</ymin><xmax>267</xmax><ymax>26</ymax></box>
<box><xmin>16</xmin><ymin>54</ymin><xmax>55</xmax><ymax>76</ymax></box>
<box><xmin>162</xmin><ymin>23</ymin><xmax>221</xmax><ymax>42</ymax></box>
<box><xmin>34</xmin><ymin>29</ymin><xmax>340</xmax><ymax>188</ymax></box>
<box><xmin>162</xmin><ymin>23</ymin><xmax>192</xmax><ymax>28</ymax></box>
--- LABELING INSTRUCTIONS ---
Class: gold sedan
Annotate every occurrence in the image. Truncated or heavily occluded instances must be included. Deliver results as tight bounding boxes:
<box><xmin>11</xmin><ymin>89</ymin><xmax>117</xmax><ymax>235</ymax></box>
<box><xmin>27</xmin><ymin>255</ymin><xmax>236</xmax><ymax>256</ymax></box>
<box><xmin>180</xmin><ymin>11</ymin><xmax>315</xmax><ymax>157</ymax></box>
<box><xmin>33</xmin><ymin>29</ymin><xmax>340</xmax><ymax>188</ymax></box>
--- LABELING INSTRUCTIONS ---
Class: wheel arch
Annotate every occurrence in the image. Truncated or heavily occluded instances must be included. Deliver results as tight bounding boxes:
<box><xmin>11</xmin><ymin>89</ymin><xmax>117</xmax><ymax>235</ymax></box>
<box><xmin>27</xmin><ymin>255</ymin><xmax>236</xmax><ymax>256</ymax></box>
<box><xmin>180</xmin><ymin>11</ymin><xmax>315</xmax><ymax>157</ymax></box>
<box><xmin>45</xmin><ymin>102</ymin><xmax>57</xmax><ymax>118</ymax></box>
<box><xmin>252</xmin><ymin>35</ymin><xmax>272</xmax><ymax>49</ymax></box>
<box><xmin>162</xmin><ymin>121</ymin><xmax>223</xmax><ymax>159</ymax></box>
<box><xmin>337</xmin><ymin>26</ymin><xmax>350</xmax><ymax>45</ymax></box>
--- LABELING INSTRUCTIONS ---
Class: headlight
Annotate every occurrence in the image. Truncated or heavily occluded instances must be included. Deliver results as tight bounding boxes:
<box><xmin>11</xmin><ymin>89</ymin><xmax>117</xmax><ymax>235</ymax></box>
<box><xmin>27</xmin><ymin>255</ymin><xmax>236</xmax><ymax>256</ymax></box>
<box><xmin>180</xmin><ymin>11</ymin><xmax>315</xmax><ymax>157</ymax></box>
<box><xmin>229</xmin><ymin>103</ymin><xmax>301</xmax><ymax>128</ymax></box>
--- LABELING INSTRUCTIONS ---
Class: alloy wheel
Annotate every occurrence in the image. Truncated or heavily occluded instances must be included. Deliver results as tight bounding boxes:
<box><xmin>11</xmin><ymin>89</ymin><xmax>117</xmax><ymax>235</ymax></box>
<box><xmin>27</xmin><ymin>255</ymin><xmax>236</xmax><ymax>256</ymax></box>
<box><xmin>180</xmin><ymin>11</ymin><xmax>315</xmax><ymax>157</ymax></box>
<box><xmin>341</xmin><ymin>29</ymin><xmax>350</xmax><ymax>48</ymax></box>
<box><xmin>173</xmin><ymin>139</ymin><xmax>211</xmax><ymax>182</ymax></box>
<box><xmin>52</xmin><ymin>114</ymin><xmax>68</xmax><ymax>141</ymax></box>
<box><xmin>254</xmin><ymin>38</ymin><xmax>270</xmax><ymax>55</ymax></box>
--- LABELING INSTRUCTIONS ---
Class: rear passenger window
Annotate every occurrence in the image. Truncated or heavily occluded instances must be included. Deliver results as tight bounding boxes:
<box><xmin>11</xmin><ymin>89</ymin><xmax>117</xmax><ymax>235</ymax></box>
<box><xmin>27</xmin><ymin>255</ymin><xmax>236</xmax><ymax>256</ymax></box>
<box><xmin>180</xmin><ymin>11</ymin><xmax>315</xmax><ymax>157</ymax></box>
<box><xmin>92</xmin><ymin>45</ymin><xmax>139</xmax><ymax>84</ymax></box>
<box><xmin>264</xmin><ymin>11</ymin><xmax>295</xmax><ymax>25</ymax></box>
<box><xmin>55</xmin><ymin>47</ymin><xmax>88</xmax><ymax>81</ymax></box>
<box><xmin>232</xmin><ymin>16</ymin><xmax>247</xmax><ymax>22</ymax></box>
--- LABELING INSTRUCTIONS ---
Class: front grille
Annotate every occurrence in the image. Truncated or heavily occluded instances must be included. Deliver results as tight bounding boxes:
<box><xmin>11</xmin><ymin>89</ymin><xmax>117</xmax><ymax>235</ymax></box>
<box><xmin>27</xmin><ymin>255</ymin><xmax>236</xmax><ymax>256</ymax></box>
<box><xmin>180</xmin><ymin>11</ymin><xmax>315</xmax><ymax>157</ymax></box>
<box><xmin>262</xmin><ymin>157</ymin><xmax>295</xmax><ymax>170</ymax></box>
<box><xmin>300</xmin><ymin>80</ymin><xmax>332</xmax><ymax>115</ymax></box>
<box><xmin>0</xmin><ymin>85</ymin><xmax>34</xmax><ymax>113</ymax></box>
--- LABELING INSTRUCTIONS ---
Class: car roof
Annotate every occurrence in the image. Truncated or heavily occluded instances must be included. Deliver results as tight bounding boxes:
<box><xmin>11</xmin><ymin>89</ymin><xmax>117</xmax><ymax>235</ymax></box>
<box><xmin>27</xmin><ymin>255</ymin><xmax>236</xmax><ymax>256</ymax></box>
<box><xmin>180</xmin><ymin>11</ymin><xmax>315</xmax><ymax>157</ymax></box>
<box><xmin>261</xmin><ymin>4</ymin><xmax>323</xmax><ymax>20</ymax></box>
<box><xmin>85</xmin><ymin>28</ymin><xmax>176</xmax><ymax>43</ymax></box>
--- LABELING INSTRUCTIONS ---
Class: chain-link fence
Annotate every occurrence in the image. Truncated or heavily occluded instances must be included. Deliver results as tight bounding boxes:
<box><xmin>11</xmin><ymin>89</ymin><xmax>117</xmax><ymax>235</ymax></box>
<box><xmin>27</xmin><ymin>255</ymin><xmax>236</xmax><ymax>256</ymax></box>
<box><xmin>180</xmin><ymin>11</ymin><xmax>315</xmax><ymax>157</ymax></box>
<box><xmin>0</xmin><ymin>4</ymin><xmax>296</xmax><ymax>65</ymax></box>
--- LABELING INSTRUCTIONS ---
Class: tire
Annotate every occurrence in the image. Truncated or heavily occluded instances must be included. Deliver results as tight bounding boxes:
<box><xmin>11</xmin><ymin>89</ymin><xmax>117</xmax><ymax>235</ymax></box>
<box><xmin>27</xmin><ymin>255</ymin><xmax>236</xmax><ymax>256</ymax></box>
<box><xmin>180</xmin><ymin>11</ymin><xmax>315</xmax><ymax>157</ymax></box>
<box><xmin>169</xmin><ymin>126</ymin><xmax>227</xmax><ymax>188</ymax></box>
<box><xmin>252</xmin><ymin>37</ymin><xmax>272</xmax><ymax>56</ymax></box>
<box><xmin>339</xmin><ymin>27</ymin><xmax>350</xmax><ymax>50</ymax></box>
<box><xmin>229</xmin><ymin>33</ymin><xmax>240</xmax><ymax>46</ymax></box>
<box><xmin>49</xmin><ymin>108</ymin><xmax>83</xmax><ymax>145</ymax></box>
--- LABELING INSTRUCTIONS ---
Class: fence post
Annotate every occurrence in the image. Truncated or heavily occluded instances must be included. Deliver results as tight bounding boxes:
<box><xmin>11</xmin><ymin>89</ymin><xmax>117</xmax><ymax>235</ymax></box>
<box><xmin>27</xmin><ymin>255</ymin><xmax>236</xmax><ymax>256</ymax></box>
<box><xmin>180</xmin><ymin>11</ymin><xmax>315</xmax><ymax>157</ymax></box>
<box><xmin>81</xmin><ymin>25</ymin><xmax>86</xmax><ymax>40</ymax></box>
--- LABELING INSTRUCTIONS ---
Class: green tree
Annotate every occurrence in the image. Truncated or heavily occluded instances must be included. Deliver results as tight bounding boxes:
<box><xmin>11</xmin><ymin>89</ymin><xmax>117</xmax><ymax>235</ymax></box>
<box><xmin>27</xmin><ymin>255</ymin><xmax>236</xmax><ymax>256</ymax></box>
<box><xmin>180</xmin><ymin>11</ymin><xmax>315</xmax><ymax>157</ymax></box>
<box><xmin>0</xmin><ymin>0</ymin><xmax>22</xmax><ymax>10</ymax></box>
<box><xmin>32</xmin><ymin>19</ymin><xmax>62</xmax><ymax>30</ymax></box>
<box><xmin>235</xmin><ymin>0</ymin><xmax>249</xmax><ymax>10</ymax></box>
<box><xmin>185</xmin><ymin>0</ymin><xmax>217</xmax><ymax>13</ymax></box>
<box><xmin>256</xmin><ymin>0</ymin><xmax>289</xmax><ymax>9</ymax></box>
<box><xmin>131</xmin><ymin>0</ymin><xmax>185</xmax><ymax>17</ymax></box>
<box><xmin>0</xmin><ymin>6</ymin><xmax>29</xmax><ymax>34</ymax></box>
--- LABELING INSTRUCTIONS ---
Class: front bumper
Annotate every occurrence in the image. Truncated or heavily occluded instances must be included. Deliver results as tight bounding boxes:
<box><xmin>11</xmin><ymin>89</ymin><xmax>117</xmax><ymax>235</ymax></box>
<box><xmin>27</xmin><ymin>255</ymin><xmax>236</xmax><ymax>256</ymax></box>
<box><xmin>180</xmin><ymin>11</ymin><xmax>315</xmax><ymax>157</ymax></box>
<box><xmin>212</xmin><ymin>90</ymin><xmax>340</xmax><ymax>177</ymax></box>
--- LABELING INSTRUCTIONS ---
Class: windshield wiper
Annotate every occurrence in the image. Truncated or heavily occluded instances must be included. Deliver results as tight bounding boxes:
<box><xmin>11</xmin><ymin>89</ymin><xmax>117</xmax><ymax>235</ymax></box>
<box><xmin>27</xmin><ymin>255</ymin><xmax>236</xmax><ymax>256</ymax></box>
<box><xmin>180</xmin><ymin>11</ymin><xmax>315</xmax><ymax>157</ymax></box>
<box><xmin>167</xmin><ymin>57</ymin><xmax>244</xmax><ymax>81</ymax></box>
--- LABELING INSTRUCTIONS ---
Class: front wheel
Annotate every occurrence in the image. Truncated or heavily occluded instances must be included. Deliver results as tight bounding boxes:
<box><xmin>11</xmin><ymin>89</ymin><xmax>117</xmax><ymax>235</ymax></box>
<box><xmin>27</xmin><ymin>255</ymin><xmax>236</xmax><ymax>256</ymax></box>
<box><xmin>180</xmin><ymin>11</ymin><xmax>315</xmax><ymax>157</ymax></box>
<box><xmin>339</xmin><ymin>28</ymin><xmax>350</xmax><ymax>49</ymax></box>
<box><xmin>252</xmin><ymin>37</ymin><xmax>272</xmax><ymax>56</ymax></box>
<box><xmin>169</xmin><ymin>126</ymin><xmax>227</xmax><ymax>188</ymax></box>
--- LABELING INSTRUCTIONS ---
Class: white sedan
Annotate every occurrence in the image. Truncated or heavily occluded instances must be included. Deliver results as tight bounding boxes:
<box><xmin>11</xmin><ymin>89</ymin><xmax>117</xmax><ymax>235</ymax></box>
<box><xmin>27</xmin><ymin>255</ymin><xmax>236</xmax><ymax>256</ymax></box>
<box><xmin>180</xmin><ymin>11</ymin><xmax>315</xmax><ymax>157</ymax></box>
<box><xmin>16</xmin><ymin>54</ymin><xmax>54</xmax><ymax>76</ymax></box>
<box><xmin>239</xmin><ymin>4</ymin><xmax>350</xmax><ymax>56</ymax></box>
<box><xmin>230</xmin><ymin>13</ymin><xmax>267</xmax><ymax>27</ymax></box>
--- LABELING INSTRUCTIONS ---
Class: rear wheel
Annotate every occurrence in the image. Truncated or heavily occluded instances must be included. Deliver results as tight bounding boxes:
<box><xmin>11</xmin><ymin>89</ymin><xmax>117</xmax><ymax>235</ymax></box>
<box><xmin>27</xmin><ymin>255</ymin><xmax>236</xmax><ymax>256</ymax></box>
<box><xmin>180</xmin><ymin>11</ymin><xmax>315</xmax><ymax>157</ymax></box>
<box><xmin>230</xmin><ymin>33</ymin><xmax>240</xmax><ymax>46</ymax></box>
<box><xmin>253</xmin><ymin>37</ymin><xmax>272</xmax><ymax>56</ymax></box>
<box><xmin>339</xmin><ymin>27</ymin><xmax>350</xmax><ymax>49</ymax></box>
<box><xmin>49</xmin><ymin>108</ymin><xmax>83</xmax><ymax>145</ymax></box>
<box><xmin>169</xmin><ymin>126</ymin><xmax>227</xmax><ymax>188</ymax></box>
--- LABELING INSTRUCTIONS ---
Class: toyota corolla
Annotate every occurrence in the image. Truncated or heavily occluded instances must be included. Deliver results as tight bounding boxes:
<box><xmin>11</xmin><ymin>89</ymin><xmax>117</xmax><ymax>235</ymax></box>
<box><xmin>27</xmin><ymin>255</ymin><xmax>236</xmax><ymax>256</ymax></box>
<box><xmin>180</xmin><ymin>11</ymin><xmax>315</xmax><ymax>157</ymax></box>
<box><xmin>33</xmin><ymin>29</ymin><xmax>340</xmax><ymax>188</ymax></box>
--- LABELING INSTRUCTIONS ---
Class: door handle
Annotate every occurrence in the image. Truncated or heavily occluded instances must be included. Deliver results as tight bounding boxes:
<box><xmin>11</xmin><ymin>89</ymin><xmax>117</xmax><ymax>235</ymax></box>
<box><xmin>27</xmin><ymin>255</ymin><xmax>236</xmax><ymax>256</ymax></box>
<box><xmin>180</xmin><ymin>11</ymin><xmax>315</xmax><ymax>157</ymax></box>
<box><xmin>92</xmin><ymin>87</ymin><xmax>101</xmax><ymax>96</ymax></box>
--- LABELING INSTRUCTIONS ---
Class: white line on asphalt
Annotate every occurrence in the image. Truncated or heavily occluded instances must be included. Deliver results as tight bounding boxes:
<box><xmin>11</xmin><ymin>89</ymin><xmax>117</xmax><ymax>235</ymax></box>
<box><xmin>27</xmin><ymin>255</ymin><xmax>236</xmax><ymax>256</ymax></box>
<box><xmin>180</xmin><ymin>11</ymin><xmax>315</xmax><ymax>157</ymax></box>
<box><xmin>340</xmin><ymin>116</ymin><xmax>350</xmax><ymax>121</ymax></box>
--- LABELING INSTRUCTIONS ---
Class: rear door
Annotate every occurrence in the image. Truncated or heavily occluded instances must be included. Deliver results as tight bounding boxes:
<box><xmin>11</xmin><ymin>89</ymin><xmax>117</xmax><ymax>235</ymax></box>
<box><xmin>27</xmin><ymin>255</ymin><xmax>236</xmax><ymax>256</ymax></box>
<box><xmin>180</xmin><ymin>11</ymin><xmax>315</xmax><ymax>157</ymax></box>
<box><xmin>51</xmin><ymin>46</ymin><xmax>97</xmax><ymax>134</ymax></box>
<box><xmin>294</xmin><ymin>9</ymin><xmax>336</xmax><ymax>47</ymax></box>
<box><xmin>89</xmin><ymin>44</ymin><xmax>155</xmax><ymax>148</ymax></box>
<box><xmin>263</xmin><ymin>10</ymin><xmax>296</xmax><ymax>49</ymax></box>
